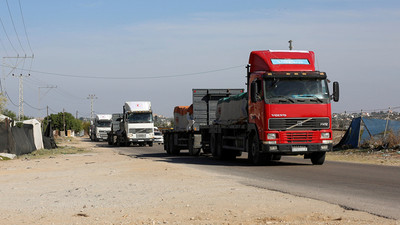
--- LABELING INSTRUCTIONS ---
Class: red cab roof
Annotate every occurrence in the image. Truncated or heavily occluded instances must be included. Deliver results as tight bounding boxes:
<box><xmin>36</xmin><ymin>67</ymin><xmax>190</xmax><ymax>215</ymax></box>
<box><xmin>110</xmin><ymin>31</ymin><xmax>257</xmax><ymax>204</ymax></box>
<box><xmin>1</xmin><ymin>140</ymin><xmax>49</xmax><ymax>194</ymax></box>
<box><xmin>249</xmin><ymin>50</ymin><xmax>315</xmax><ymax>72</ymax></box>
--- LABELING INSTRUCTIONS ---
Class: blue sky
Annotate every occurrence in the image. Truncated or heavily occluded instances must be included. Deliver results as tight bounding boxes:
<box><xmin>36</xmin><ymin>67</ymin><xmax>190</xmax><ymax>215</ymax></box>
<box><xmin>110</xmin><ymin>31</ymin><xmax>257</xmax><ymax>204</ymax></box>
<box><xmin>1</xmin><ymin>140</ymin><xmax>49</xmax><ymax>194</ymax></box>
<box><xmin>1</xmin><ymin>0</ymin><xmax>399</xmax><ymax>118</ymax></box>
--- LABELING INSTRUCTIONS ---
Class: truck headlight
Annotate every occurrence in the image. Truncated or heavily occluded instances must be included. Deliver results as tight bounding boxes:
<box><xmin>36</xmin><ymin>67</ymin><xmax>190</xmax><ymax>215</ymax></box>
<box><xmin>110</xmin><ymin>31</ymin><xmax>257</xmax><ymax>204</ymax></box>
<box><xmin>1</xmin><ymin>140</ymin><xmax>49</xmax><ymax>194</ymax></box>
<box><xmin>321</xmin><ymin>132</ymin><xmax>330</xmax><ymax>139</ymax></box>
<box><xmin>267</xmin><ymin>133</ymin><xmax>277</xmax><ymax>140</ymax></box>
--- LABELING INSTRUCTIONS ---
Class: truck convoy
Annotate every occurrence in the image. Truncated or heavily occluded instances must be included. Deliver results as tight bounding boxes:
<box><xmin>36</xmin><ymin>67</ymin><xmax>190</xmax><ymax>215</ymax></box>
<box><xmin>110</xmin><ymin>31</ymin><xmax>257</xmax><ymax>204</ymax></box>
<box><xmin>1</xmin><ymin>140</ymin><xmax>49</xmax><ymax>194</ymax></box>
<box><xmin>90</xmin><ymin>114</ymin><xmax>112</xmax><ymax>141</ymax></box>
<box><xmin>165</xmin><ymin>50</ymin><xmax>339</xmax><ymax>165</ymax></box>
<box><xmin>107</xmin><ymin>101</ymin><xmax>155</xmax><ymax>147</ymax></box>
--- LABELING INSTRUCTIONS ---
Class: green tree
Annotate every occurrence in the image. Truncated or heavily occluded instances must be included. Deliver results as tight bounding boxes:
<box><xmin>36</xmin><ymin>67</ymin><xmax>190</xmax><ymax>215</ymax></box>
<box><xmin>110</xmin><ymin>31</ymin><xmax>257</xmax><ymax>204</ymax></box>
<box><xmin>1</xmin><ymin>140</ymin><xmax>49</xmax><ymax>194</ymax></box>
<box><xmin>82</xmin><ymin>121</ymin><xmax>91</xmax><ymax>135</ymax></box>
<box><xmin>0</xmin><ymin>92</ymin><xmax>6</xmax><ymax>113</ymax></box>
<box><xmin>1</xmin><ymin>109</ymin><xmax>31</xmax><ymax>121</ymax></box>
<box><xmin>44</xmin><ymin>111</ymin><xmax>83</xmax><ymax>133</ymax></box>
<box><xmin>2</xmin><ymin>109</ymin><xmax>16</xmax><ymax>120</ymax></box>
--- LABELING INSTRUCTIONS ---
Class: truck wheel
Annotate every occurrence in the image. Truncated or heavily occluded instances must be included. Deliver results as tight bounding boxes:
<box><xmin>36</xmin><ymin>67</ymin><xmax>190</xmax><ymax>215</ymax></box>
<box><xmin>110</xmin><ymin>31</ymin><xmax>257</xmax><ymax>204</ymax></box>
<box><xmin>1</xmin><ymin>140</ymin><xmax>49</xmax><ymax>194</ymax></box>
<box><xmin>170</xmin><ymin>135</ymin><xmax>180</xmax><ymax>155</ymax></box>
<box><xmin>165</xmin><ymin>134</ymin><xmax>171</xmax><ymax>154</ymax></box>
<box><xmin>113</xmin><ymin>136</ymin><xmax>118</xmax><ymax>146</ymax></box>
<box><xmin>249</xmin><ymin>135</ymin><xmax>267</xmax><ymax>165</ymax></box>
<box><xmin>188</xmin><ymin>135</ymin><xmax>200</xmax><ymax>156</ymax></box>
<box><xmin>148</xmin><ymin>142</ymin><xmax>153</xmax><ymax>147</ymax></box>
<box><xmin>211</xmin><ymin>134</ymin><xmax>222</xmax><ymax>159</ymax></box>
<box><xmin>311</xmin><ymin>152</ymin><xmax>326</xmax><ymax>165</ymax></box>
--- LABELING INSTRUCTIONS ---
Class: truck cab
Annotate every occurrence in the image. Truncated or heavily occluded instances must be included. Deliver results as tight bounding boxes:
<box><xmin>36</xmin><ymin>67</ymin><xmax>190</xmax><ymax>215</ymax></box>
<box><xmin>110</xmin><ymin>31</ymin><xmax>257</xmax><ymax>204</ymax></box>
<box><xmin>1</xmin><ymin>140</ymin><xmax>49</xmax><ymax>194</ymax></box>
<box><xmin>247</xmin><ymin>50</ymin><xmax>339</xmax><ymax>164</ymax></box>
<box><xmin>91</xmin><ymin>114</ymin><xmax>112</xmax><ymax>141</ymax></box>
<box><xmin>119</xmin><ymin>101</ymin><xmax>155</xmax><ymax>146</ymax></box>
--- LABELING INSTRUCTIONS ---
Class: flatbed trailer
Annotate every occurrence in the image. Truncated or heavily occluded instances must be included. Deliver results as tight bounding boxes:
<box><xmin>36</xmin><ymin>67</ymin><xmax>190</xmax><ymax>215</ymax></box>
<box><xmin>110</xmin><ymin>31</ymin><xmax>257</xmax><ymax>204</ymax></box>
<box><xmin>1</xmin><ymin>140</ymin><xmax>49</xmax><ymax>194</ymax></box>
<box><xmin>164</xmin><ymin>89</ymin><xmax>244</xmax><ymax>156</ymax></box>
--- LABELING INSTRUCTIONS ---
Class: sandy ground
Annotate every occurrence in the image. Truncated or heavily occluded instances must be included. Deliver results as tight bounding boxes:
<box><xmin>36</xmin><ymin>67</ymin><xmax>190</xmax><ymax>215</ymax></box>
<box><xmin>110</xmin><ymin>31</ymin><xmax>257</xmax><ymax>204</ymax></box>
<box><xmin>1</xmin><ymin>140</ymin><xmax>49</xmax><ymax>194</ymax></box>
<box><xmin>0</xmin><ymin>137</ymin><xmax>398</xmax><ymax>225</ymax></box>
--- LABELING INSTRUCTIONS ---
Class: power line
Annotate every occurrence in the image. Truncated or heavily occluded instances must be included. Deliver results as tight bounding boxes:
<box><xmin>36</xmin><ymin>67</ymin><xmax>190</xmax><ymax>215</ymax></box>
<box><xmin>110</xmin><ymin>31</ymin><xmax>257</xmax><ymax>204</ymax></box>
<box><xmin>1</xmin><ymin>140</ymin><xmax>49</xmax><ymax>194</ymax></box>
<box><xmin>5</xmin><ymin>0</ymin><xmax>26</xmax><ymax>55</ymax></box>
<box><xmin>18</xmin><ymin>0</ymin><xmax>33</xmax><ymax>55</ymax></box>
<box><xmin>4</xmin><ymin>91</ymin><xmax>18</xmax><ymax>107</ymax></box>
<box><xmin>0</xmin><ymin>64</ymin><xmax>244</xmax><ymax>80</ymax></box>
<box><xmin>0</xmin><ymin>15</ymin><xmax>18</xmax><ymax>55</ymax></box>
<box><xmin>24</xmin><ymin>100</ymin><xmax>45</xmax><ymax>111</ymax></box>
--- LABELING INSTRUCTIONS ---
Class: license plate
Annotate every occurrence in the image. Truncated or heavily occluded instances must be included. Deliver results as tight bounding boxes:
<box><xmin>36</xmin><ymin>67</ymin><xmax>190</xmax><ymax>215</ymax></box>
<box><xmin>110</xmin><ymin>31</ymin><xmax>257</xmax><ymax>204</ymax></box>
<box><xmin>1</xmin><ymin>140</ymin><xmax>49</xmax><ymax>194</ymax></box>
<box><xmin>137</xmin><ymin>134</ymin><xmax>146</xmax><ymax>138</ymax></box>
<box><xmin>292</xmin><ymin>146</ymin><xmax>307</xmax><ymax>152</ymax></box>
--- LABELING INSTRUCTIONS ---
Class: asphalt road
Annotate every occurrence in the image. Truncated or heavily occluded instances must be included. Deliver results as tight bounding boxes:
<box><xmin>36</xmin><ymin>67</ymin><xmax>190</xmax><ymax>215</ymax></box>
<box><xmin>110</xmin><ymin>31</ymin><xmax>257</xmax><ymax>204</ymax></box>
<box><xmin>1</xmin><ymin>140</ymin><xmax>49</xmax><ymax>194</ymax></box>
<box><xmin>99</xmin><ymin>143</ymin><xmax>400</xmax><ymax>220</ymax></box>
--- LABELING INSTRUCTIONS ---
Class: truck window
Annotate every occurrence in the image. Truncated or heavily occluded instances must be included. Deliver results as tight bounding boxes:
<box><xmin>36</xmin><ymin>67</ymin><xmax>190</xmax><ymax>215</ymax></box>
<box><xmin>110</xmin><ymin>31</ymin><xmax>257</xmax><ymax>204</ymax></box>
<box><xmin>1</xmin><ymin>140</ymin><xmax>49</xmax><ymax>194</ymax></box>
<box><xmin>251</xmin><ymin>79</ymin><xmax>263</xmax><ymax>102</ymax></box>
<box><xmin>96</xmin><ymin>121</ymin><xmax>111</xmax><ymax>127</ymax></box>
<box><xmin>127</xmin><ymin>113</ymin><xmax>153</xmax><ymax>123</ymax></box>
<box><xmin>264</xmin><ymin>78</ymin><xmax>329</xmax><ymax>103</ymax></box>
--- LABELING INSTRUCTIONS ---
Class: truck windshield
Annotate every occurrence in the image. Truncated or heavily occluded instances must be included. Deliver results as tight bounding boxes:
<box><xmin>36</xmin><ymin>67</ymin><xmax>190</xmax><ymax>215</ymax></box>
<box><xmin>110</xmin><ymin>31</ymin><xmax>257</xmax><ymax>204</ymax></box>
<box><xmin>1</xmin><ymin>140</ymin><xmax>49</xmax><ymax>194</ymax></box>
<box><xmin>127</xmin><ymin>113</ymin><xmax>153</xmax><ymax>123</ymax></box>
<box><xmin>264</xmin><ymin>78</ymin><xmax>329</xmax><ymax>103</ymax></box>
<box><xmin>97</xmin><ymin>121</ymin><xmax>111</xmax><ymax>127</ymax></box>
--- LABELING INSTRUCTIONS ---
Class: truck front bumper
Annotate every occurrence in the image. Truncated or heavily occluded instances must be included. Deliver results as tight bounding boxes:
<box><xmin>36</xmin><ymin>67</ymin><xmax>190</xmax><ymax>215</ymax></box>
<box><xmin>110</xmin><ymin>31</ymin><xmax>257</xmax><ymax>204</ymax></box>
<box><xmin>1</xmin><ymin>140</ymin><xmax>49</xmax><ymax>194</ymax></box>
<box><xmin>128</xmin><ymin>138</ymin><xmax>154</xmax><ymax>143</ymax></box>
<box><xmin>261</xmin><ymin>143</ymin><xmax>332</xmax><ymax>154</ymax></box>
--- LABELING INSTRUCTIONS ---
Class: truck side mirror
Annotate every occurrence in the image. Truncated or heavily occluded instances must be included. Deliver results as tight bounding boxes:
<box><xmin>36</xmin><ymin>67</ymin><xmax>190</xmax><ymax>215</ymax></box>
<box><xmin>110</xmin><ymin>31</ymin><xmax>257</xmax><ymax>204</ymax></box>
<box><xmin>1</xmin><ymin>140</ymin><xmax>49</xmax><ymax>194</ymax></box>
<box><xmin>332</xmin><ymin>81</ymin><xmax>339</xmax><ymax>102</ymax></box>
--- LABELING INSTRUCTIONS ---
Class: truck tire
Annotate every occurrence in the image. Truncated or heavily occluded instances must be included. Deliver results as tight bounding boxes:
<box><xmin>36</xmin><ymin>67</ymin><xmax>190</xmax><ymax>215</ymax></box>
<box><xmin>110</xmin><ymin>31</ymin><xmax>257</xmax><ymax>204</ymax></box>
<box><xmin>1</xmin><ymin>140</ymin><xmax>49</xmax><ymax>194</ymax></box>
<box><xmin>113</xmin><ymin>136</ymin><xmax>118</xmax><ymax>146</ymax></box>
<box><xmin>249</xmin><ymin>135</ymin><xmax>267</xmax><ymax>165</ymax></box>
<box><xmin>165</xmin><ymin>134</ymin><xmax>171</xmax><ymax>154</ymax></box>
<box><xmin>170</xmin><ymin>135</ymin><xmax>180</xmax><ymax>155</ymax></box>
<box><xmin>310</xmin><ymin>152</ymin><xmax>326</xmax><ymax>165</ymax></box>
<box><xmin>188</xmin><ymin>135</ymin><xmax>200</xmax><ymax>156</ymax></box>
<box><xmin>211</xmin><ymin>133</ymin><xmax>222</xmax><ymax>159</ymax></box>
<box><xmin>148</xmin><ymin>142</ymin><xmax>153</xmax><ymax>147</ymax></box>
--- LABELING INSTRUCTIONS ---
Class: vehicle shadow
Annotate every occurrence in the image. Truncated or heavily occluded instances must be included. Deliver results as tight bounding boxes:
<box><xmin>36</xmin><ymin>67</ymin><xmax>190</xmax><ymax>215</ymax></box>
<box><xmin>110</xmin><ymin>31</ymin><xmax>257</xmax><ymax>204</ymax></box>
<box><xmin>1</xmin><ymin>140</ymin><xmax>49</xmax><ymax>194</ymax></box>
<box><xmin>128</xmin><ymin>151</ymin><xmax>310</xmax><ymax>167</ymax></box>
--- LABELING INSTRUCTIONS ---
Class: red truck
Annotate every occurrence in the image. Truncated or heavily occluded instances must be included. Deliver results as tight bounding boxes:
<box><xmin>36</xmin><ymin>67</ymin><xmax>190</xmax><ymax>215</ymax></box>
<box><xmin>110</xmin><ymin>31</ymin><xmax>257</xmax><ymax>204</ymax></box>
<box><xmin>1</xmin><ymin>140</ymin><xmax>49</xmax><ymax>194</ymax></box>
<box><xmin>165</xmin><ymin>50</ymin><xmax>339</xmax><ymax>165</ymax></box>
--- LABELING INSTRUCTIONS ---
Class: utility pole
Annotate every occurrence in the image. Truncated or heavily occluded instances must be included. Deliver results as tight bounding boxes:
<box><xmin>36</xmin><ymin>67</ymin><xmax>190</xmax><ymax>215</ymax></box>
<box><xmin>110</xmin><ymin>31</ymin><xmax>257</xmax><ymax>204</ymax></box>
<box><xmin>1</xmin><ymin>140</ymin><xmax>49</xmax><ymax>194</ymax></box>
<box><xmin>288</xmin><ymin>40</ymin><xmax>293</xmax><ymax>50</ymax></box>
<box><xmin>63</xmin><ymin>108</ymin><xmax>66</xmax><ymax>136</ymax></box>
<box><xmin>12</xmin><ymin>73</ymin><xmax>30</xmax><ymax>121</ymax></box>
<box><xmin>38</xmin><ymin>85</ymin><xmax>57</xmax><ymax>116</ymax></box>
<box><xmin>87</xmin><ymin>94</ymin><xmax>97</xmax><ymax>120</ymax></box>
<box><xmin>2</xmin><ymin>55</ymin><xmax>34</xmax><ymax>94</ymax></box>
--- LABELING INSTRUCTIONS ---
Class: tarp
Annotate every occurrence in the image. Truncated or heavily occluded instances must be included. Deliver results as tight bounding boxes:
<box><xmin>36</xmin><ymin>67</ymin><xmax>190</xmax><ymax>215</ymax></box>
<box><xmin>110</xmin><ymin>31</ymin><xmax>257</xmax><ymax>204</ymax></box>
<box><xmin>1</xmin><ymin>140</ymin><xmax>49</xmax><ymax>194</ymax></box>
<box><xmin>336</xmin><ymin>117</ymin><xmax>400</xmax><ymax>149</ymax></box>
<box><xmin>0</xmin><ymin>114</ymin><xmax>10</xmax><ymax>122</ymax></box>
<box><xmin>1</xmin><ymin>118</ymin><xmax>47</xmax><ymax>155</ymax></box>
<box><xmin>0</xmin><ymin>120</ymin><xmax>13</xmax><ymax>153</ymax></box>
<box><xmin>335</xmin><ymin>117</ymin><xmax>361</xmax><ymax>149</ymax></box>
<box><xmin>215</xmin><ymin>92</ymin><xmax>248</xmax><ymax>125</ymax></box>
<box><xmin>43</xmin><ymin>120</ymin><xmax>57</xmax><ymax>149</ymax></box>
<box><xmin>360</xmin><ymin>118</ymin><xmax>400</xmax><ymax>141</ymax></box>
<box><xmin>11</xmin><ymin>126</ymin><xmax>36</xmax><ymax>155</ymax></box>
<box><xmin>173</xmin><ymin>105</ymin><xmax>193</xmax><ymax>131</ymax></box>
<box><xmin>23</xmin><ymin>119</ymin><xmax>44</xmax><ymax>150</ymax></box>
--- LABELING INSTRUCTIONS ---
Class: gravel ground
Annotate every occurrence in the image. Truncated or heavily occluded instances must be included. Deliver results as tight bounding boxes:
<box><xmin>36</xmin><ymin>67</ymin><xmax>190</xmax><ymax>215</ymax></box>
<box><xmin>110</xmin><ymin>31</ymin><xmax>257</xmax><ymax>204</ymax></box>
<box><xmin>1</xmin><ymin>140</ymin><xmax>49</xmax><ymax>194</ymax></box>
<box><xmin>0</xmin><ymin>137</ymin><xmax>398</xmax><ymax>225</ymax></box>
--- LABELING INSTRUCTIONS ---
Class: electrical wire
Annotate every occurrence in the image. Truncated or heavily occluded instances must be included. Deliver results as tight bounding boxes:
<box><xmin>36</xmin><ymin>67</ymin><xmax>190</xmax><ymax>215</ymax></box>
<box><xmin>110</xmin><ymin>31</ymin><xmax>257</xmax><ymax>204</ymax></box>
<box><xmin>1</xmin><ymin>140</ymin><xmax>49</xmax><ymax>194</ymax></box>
<box><xmin>24</xmin><ymin>100</ymin><xmax>45</xmax><ymax>110</ymax></box>
<box><xmin>18</xmin><ymin>0</ymin><xmax>33</xmax><ymax>55</ymax></box>
<box><xmin>5</xmin><ymin>0</ymin><xmax>26</xmax><ymax>55</ymax></box>
<box><xmin>4</xmin><ymin>91</ymin><xmax>18</xmax><ymax>107</ymax></box>
<box><xmin>0</xmin><ymin>64</ymin><xmax>245</xmax><ymax>80</ymax></box>
<box><xmin>0</xmin><ymin>15</ymin><xmax>18</xmax><ymax>55</ymax></box>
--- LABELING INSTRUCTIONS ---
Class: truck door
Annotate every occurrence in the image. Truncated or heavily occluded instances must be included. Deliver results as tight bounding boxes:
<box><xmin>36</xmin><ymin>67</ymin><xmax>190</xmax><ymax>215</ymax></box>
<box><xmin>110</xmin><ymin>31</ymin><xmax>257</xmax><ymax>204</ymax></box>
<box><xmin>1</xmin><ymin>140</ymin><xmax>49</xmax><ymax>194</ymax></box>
<box><xmin>249</xmin><ymin>77</ymin><xmax>265</xmax><ymax>140</ymax></box>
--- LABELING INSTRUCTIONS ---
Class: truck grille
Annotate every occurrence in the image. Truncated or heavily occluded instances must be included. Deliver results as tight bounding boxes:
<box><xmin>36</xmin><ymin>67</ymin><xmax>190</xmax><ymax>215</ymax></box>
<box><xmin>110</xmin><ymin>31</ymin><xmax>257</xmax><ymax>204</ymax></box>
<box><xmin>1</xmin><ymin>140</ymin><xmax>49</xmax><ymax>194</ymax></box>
<box><xmin>282</xmin><ymin>132</ymin><xmax>319</xmax><ymax>143</ymax></box>
<box><xmin>269</xmin><ymin>118</ymin><xmax>329</xmax><ymax>131</ymax></box>
<box><xmin>129</xmin><ymin>128</ymin><xmax>153</xmax><ymax>134</ymax></box>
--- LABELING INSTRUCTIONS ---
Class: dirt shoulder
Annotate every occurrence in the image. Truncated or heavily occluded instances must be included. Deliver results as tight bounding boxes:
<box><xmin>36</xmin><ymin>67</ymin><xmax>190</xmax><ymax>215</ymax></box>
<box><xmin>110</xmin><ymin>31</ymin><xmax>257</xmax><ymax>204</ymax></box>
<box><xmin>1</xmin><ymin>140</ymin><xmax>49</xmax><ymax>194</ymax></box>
<box><xmin>0</xmin><ymin>137</ymin><xmax>398</xmax><ymax>225</ymax></box>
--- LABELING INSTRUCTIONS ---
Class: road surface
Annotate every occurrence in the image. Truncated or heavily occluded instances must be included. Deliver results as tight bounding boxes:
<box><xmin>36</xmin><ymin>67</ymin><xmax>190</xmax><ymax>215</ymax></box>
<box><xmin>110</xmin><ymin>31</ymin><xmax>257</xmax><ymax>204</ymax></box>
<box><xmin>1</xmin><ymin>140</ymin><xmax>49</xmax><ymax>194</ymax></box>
<box><xmin>100</xmin><ymin>143</ymin><xmax>400</xmax><ymax>220</ymax></box>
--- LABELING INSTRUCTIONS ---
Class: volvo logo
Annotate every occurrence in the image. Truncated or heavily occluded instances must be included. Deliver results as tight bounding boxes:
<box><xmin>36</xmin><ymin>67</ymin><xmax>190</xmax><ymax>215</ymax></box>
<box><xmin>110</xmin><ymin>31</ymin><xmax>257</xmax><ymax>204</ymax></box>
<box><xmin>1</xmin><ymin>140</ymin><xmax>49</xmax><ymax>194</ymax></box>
<box><xmin>271</xmin><ymin>114</ymin><xmax>287</xmax><ymax>117</ymax></box>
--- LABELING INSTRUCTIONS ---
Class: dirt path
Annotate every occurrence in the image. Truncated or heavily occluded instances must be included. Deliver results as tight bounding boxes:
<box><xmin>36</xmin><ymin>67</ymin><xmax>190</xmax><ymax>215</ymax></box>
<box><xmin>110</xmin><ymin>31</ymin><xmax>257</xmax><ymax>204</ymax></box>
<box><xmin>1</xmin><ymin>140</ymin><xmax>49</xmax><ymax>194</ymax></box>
<box><xmin>0</xmin><ymin>137</ymin><xmax>398</xmax><ymax>224</ymax></box>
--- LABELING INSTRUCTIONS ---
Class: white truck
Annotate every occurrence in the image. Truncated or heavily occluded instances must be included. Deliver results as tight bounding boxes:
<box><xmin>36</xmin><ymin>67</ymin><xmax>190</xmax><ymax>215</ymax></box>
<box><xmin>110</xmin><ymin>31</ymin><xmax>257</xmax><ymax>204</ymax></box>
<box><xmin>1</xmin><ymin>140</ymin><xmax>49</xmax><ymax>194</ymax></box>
<box><xmin>90</xmin><ymin>114</ymin><xmax>112</xmax><ymax>141</ymax></box>
<box><xmin>111</xmin><ymin>101</ymin><xmax>155</xmax><ymax>147</ymax></box>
